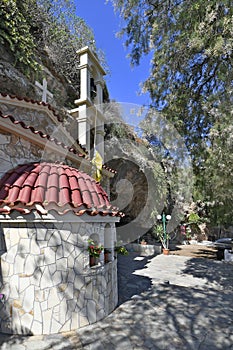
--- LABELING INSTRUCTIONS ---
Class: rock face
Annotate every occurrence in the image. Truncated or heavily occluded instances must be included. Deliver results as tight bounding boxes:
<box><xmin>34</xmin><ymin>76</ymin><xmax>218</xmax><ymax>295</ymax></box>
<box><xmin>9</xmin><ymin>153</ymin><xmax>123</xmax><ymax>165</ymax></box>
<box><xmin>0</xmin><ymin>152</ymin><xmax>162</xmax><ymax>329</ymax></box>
<box><xmin>108</xmin><ymin>158</ymin><xmax>148</xmax><ymax>223</ymax></box>
<box><xmin>0</xmin><ymin>43</ymin><xmax>77</xmax><ymax>111</ymax></box>
<box><xmin>0</xmin><ymin>45</ymin><xmax>36</xmax><ymax>99</ymax></box>
<box><xmin>104</xmin><ymin>133</ymin><xmax>167</xmax><ymax>243</ymax></box>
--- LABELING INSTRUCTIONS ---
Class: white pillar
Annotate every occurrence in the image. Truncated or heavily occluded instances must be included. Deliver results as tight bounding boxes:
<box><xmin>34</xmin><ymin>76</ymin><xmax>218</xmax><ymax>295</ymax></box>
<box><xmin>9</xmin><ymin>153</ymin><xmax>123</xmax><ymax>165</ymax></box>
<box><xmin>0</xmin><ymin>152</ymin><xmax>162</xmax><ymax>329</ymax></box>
<box><xmin>77</xmin><ymin>105</ymin><xmax>91</xmax><ymax>153</ymax></box>
<box><xmin>95</xmin><ymin>81</ymin><xmax>103</xmax><ymax>106</ymax></box>
<box><xmin>79</xmin><ymin>67</ymin><xmax>90</xmax><ymax>102</ymax></box>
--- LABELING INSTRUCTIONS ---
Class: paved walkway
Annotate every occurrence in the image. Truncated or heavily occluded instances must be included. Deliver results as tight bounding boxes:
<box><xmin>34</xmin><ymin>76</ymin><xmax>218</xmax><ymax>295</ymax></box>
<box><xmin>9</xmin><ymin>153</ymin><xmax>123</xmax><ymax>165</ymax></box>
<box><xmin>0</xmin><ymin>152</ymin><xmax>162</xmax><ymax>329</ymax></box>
<box><xmin>0</xmin><ymin>252</ymin><xmax>233</xmax><ymax>350</ymax></box>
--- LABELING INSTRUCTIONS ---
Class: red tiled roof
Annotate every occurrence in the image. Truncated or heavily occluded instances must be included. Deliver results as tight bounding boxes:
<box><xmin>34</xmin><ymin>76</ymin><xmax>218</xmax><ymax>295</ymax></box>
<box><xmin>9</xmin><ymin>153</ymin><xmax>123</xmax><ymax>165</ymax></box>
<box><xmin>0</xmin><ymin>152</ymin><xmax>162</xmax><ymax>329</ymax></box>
<box><xmin>0</xmin><ymin>162</ymin><xmax>123</xmax><ymax>217</ymax></box>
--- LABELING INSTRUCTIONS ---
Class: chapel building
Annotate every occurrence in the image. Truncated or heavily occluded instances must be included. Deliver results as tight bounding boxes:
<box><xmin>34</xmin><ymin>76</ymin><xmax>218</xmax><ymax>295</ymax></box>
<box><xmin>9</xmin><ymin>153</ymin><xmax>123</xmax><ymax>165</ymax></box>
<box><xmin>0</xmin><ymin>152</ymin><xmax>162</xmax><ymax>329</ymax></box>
<box><xmin>0</xmin><ymin>46</ymin><xmax>122</xmax><ymax>335</ymax></box>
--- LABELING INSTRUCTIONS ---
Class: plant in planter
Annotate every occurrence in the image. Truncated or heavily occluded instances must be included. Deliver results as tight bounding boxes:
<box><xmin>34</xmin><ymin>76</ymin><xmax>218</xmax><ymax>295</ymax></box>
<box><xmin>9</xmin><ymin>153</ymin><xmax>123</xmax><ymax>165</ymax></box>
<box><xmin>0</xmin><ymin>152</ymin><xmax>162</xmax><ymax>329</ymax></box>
<box><xmin>181</xmin><ymin>213</ymin><xmax>201</xmax><ymax>244</ymax></box>
<box><xmin>153</xmin><ymin>224</ymin><xmax>171</xmax><ymax>253</ymax></box>
<box><xmin>104</xmin><ymin>248</ymin><xmax>111</xmax><ymax>263</ymax></box>
<box><xmin>114</xmin><ymin>245</ymin><xmax>128</xmax><ymax>256</ymax></box>
<box><xmin>87</xmin><ymin>239</ymin><xmax>104</xmax><ymax>266</ymax></box>
<box><xmin>140</xmin><ymin>239</ymin><xmax>147</xmax><ymax>245</ymax></box>
<box><xmin>185</xmin><ymin>226</ymin><xmax>192</xmax><ymax>243</ymax></box>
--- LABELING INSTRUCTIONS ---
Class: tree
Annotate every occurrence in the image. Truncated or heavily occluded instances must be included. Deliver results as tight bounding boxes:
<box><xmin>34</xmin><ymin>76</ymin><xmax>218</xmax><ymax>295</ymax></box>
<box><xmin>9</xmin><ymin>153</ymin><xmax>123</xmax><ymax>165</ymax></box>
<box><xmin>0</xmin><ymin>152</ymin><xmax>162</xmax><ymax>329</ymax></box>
<box><xmin>109</xmin><ymin>0</ymin><xmax>232</xmax><ymax>148</ymax></box>
<box><xmin>109</xmin><ymin>0</ymin><xmax>233</xmax><ymax>227</ymax></box>
<box><xmin>0</xmin><ymin>0</ymin><xmax>38</xmax><ymax>73</ymax></box>
<box><xmin>201</xmin><ymin>107</ymin><xmax>233</xmax><ymax>226</ymax></box>
<box><xmin>27</xmin><ymin>0</ymin><xmax>97</xmax><ymax>90</ymax></box>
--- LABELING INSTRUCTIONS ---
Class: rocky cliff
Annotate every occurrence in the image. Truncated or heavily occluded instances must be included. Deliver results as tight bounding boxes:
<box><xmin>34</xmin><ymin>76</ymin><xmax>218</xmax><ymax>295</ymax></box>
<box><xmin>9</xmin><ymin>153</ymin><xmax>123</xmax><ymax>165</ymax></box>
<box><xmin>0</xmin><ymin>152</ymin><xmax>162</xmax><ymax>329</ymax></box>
<box><xmin>0</xmin><ymin>43</ymin><xmax>78</xmax><ymax>113</ymax></box>
<box><xmin>0</xmin><ymin>42</ymin><xmax>166</xmax><ymax>242</ymax></box>
<box><xmin>104</xmin><ymin>118</ymin><xmax>167</xmax><ymax>242</ymax></box>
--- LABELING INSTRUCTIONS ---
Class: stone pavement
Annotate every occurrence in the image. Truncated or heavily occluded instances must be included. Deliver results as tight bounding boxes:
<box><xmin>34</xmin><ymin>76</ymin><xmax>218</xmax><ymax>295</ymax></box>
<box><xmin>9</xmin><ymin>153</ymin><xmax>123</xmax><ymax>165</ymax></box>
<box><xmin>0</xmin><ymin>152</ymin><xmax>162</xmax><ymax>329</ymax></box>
<box><xmin>0</xmin><ymin>252</ymin><xmax>232</xmax><ymax>350</ymax></box>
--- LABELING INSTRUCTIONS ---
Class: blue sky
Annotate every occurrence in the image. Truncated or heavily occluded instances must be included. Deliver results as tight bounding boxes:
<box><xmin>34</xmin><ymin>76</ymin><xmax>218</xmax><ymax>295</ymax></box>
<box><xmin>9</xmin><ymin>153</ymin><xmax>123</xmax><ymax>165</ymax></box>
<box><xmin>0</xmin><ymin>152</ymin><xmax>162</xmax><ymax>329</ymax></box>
<box><xmin>75</xmin><ymin>0</ymin><xmax>151</xmax><ymax>107</ymax></box>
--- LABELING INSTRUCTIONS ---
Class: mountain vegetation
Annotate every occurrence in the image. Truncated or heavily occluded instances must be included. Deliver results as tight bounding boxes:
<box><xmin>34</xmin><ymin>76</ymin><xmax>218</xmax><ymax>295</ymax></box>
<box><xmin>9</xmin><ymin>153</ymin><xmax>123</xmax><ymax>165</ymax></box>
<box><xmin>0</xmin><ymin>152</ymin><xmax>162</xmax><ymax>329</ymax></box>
<box><xmin>109</xmin><ymin>0</ymin><xmax>233</xmax><ymax>231</ymax></box>
<box><xmin>0</xmin><ymin>0</ymin><xmax>97</xmax><ymax>91</ymax></box>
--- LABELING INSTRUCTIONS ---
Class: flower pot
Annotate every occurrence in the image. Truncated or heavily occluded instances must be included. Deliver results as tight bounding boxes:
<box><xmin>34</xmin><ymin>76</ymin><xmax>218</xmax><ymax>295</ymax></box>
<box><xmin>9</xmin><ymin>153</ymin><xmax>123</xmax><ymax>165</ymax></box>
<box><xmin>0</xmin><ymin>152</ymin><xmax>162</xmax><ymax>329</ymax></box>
<box><xmin>90</xmin><ymin>256</ymin><xmax>96</xmax><ymax>267</ymax></box>
<box><xmin>104</xmin><ymin>252</ymin><xmax>109</xmax><ymax>263</ymax></box>
<box><xmin>163</xmin><ymin>248</ymin><xmax>170</xmax><ymax>255</ymax></box>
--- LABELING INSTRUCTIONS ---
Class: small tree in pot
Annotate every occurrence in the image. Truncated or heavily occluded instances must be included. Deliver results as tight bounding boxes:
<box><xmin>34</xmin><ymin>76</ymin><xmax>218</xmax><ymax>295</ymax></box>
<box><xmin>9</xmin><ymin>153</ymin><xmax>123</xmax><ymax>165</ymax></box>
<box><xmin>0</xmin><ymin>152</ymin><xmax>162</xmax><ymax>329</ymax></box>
<box><xmin>153</xmin><ymin>224</ymin><xmax>170</xmax><ymax>253</ymax></box>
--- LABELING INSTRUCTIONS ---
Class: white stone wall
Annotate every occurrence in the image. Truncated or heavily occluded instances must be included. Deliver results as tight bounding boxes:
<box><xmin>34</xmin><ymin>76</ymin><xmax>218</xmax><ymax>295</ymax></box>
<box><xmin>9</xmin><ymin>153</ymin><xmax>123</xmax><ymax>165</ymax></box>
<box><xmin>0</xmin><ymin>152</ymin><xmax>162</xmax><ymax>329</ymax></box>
<box><xmin>0</xmin><ymin>219</ymin><xmax>118</xmax><ymax>335</ymax></box>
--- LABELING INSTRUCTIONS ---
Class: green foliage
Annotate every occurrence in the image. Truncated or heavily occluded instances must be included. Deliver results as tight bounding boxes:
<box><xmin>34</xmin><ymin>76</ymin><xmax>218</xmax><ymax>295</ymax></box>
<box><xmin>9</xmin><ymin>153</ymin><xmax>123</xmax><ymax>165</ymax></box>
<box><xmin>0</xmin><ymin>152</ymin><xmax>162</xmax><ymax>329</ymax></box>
<box><xmin>87</xmin><ymin>239</ymin><xmax>104</xmax><ymax>258</ymax></box>
<box><xmin>188</xmin><ymin>213</ymin><xmax>201</xmax><ymax>224</ymax></box>
<box><xmin>153</xmin><ymin>224</ymin><xmax>170</xmax><ymax>249</ymax></box>
<box><xmin>201</xmin><ymin>109</ymin><xmax>233</xmax><ymax>226</ymax></box>
<box><xmin>27</xmin><ymin>0</ymin><xmax>97</xmax><ymax>90</ymax></box>
<box><xmin>0</xmin><ymin>0</ymin><xmax>106</xmax><ymax>88</ymax></box>
<box><xmin>109</xmin><ymin>0</ymin><xmax>233</xmax><ymax>227</ymax></box>
<box><xmin>139</xmin><ymin>109</ymin><xmax>193</xmax><ymax>219</ymax></box>
<box><xmin>185</xmin><ymin>226</ymin><xmax>192</xmax><ymax>240</ymax></box>
<box><xmin>0</xmin><ymin>0</ymin><xmax>39</xmax><ymax>73</ymax></box>
<box><xmin>110</xmin><ymin>0</ymin><xmax>233</xmax><ymax>149</ymax></box>
<box><xmin>115</xmin><ymin>244</ymin><xmax>128</xmax><ymax>255</ymax></box>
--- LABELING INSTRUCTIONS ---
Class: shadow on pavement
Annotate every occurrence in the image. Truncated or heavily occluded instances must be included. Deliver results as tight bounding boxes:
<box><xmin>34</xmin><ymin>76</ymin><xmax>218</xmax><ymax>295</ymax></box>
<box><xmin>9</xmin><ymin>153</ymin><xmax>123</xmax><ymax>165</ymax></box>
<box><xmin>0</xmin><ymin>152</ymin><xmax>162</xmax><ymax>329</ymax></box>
<box><xmin>77</xmin><ymin>279</ymin><xmax>233</xmax><ymax>349</ymax></box>
<box><xmin>183</xmin><ymin>257</ymin><xmax>233</xmax><ymax>290</ymax></box>
<box><xmin>117</xmin><ymin>252</ymin><xmax>153</xmax><ymax>305</ymax></box>
<box><xmin>1</xmin><ymin>254</ymin><xmax>232</xmax><ymax>349</ymax></box>
<box><xmin>170</xmin><ymin>244</ymin><xmax>218</xmax><ymax>260</ymax></box>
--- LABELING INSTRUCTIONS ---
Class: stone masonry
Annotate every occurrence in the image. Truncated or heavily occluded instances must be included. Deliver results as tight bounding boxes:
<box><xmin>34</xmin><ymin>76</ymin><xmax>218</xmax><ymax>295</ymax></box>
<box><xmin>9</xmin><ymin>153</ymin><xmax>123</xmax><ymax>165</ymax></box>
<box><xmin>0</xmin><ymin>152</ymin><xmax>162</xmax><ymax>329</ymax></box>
<box><xmin>0</xmin><ymin>214</ymin><xmax>118</xmax><ymax>335</ymax></box>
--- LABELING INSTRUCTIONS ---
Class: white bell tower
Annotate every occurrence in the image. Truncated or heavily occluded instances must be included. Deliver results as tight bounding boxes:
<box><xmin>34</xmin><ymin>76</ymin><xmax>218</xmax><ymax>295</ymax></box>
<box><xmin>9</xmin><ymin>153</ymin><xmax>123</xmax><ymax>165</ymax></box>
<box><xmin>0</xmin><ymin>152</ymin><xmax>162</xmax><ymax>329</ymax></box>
<box><xmin>69</xmin><ymin>46</ymin><xmax>106</xmax><ymax>159</ymax></box>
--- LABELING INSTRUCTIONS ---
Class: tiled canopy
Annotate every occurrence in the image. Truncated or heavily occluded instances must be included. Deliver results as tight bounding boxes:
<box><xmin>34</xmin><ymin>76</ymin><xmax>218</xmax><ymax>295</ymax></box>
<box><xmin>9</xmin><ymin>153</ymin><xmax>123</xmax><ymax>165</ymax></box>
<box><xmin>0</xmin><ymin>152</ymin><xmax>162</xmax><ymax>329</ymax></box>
<box><xmin>0</xmin><ymin>162</ymin><xmax>122</xmax><ymax>216</ymax></box>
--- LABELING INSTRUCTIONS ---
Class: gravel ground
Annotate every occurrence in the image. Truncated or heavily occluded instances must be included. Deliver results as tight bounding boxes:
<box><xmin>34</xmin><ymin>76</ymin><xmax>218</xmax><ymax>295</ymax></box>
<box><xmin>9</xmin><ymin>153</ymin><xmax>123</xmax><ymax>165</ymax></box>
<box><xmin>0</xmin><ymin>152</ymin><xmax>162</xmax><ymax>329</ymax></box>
<box><xmin>169</xmin><ymin>243</ymin><xmax>218</xmax><ymax>259</ymax></box>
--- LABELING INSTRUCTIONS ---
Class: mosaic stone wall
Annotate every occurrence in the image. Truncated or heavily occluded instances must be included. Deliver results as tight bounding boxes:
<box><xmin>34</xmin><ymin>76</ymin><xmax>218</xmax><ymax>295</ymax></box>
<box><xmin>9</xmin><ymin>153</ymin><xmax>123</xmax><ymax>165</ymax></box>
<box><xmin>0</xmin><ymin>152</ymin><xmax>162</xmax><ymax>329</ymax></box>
<box><xmin>0</xmin><ymin>219</ymin><xmax>118</xmax><ymax>335</ymax></box>
<box><xmin>0</xmin><ymin>130</ymin><xmax>68</xmax><ymax>179</ymax></box>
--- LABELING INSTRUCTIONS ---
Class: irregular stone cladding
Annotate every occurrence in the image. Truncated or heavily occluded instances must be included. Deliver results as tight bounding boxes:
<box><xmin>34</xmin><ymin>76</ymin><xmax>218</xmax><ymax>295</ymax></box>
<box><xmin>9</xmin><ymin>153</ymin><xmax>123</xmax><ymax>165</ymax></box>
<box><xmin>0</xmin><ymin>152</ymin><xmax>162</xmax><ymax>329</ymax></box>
<box><xmin>0</xmin><ymin>219</ymin><xmax>118</xmax><ymax>335</ymax></box>
<box><xmin>0</xmin><ymin>111</ymin><xmax>86</xmax><ymax>159</ymax></box>
<box><xmin>0</xmin><ymin>127</ymin><xmax>79</xmax><ymax>180</ymax></box>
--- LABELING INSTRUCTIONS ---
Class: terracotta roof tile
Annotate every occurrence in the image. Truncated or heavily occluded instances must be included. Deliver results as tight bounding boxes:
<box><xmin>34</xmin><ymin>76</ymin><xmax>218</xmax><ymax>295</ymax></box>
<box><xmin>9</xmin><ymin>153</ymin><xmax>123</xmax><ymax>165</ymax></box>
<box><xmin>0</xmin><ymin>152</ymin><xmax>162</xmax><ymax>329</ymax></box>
<box><xmin>0</xmin><ymin>162</ymin><xmax>123</xmax><ymax>217</ymax></box>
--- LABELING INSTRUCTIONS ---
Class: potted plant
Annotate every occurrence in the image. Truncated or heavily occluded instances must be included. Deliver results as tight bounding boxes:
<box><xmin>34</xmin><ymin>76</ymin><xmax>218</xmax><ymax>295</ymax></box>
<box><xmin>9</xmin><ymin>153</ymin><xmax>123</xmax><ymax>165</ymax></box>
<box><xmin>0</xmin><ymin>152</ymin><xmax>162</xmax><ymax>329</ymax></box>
<box><xmin>104</xmin><ymin>248</ymin><xmax>111</xmax><ymax>263</ymax></box>
<box><xmin>153</xmin><ymin>224</ymin><xmax>170</xmax><ymax>254</ymax></box>
<box><xmin>185</xmin><ymin>226</ymin><xmax>192</xmax><ymax>244</ymax></box>
<box><xmin>140</xmin><ymin>239</ymin><xmax>147</xmax><ymax>245</ymax></box>
<box><xmin>87</xmin><ymin>239</ymin><xmax>104</xmax><ymax>266</ymax></box>
<box><xmin>114</xmin><ymin>244</ymin><xmax>128</xmax><ymax>256</ymax></box>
